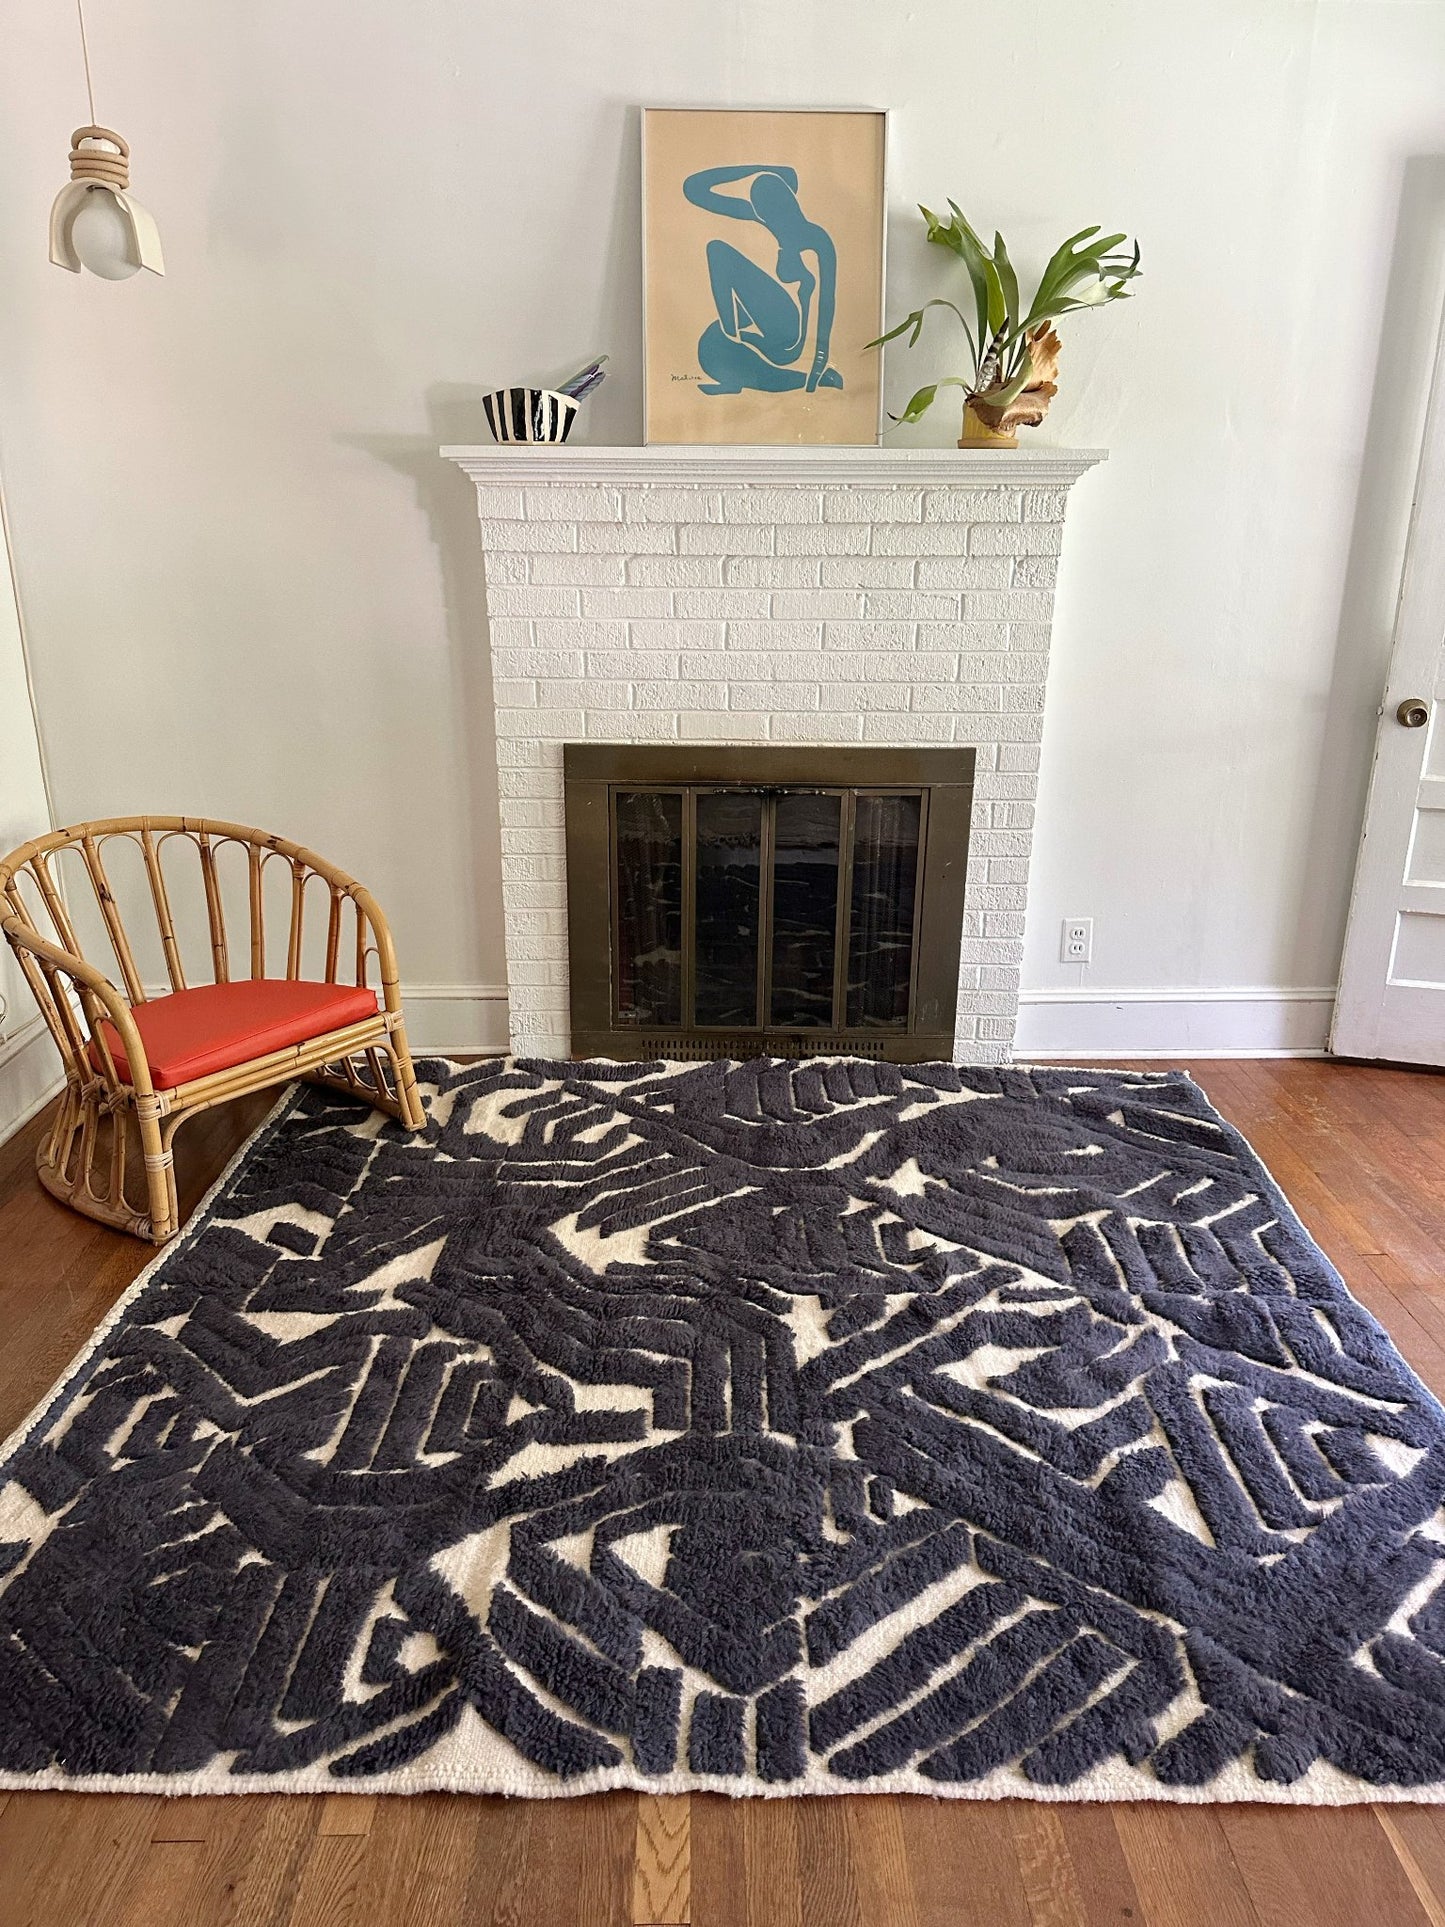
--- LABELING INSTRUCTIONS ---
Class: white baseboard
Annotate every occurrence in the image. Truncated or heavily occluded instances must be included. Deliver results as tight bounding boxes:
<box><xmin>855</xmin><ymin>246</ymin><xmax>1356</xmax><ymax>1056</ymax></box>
<box><xmin>0</xmin><ymin>1015</ymin><xmax>63</xmax><ymax>1147</ymax></box>
<box><xmin>1013</xmin><ymin>986</ymin><xmax>1337</xmax><ymax>1059</ymax></box>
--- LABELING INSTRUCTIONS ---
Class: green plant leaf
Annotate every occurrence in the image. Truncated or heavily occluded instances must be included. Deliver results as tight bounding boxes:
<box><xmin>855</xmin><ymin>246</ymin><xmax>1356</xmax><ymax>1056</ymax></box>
<box><xmin>888</xmin><ymin>375</ymin><xmax>970</xmax><ymax>426</ymax></box>
<box><xmin>866</xmin><ymin>299</ymin><xmax>978</xmax><ymax>366</ymax></box>
<box><xmin>993</xmin><ymin>232</ymin><xmax>1020</xmax><ymax>331</ymax></box>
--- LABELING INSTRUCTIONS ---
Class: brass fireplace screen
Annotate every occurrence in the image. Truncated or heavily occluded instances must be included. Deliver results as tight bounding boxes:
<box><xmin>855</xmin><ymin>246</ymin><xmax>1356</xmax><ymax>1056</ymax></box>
<box><xmin>563</xmin><ymin>745</ymin><xmax>974</xmax><ymax>1063</ymax></box>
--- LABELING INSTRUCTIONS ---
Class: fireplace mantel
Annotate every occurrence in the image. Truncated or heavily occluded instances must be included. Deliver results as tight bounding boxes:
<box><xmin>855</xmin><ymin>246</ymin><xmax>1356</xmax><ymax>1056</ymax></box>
<box><xmin>443</xmin><ymin>444</ymin><xmax>1107</xmax><ymax>487</ymax></box>
<box><xmin>445</xmin><ymin>441</ymin><xmax>1106</xmax><ymax>1063</ymax></box>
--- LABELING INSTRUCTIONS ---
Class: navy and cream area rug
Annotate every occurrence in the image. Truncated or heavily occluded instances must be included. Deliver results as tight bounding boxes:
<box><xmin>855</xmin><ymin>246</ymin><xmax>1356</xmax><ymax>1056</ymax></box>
<box><xmin>4</xmin><ymin>1054</ymin><xmax>1445</xmax><ymax>1803</ymax></box>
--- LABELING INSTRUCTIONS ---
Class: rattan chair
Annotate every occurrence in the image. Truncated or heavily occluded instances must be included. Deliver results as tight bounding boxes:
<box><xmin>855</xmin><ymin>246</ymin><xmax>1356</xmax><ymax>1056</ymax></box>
<box><xmin>0</xmin><ymin>816</ymin><xmax>425</xmax><ymax>1243</ymax></box>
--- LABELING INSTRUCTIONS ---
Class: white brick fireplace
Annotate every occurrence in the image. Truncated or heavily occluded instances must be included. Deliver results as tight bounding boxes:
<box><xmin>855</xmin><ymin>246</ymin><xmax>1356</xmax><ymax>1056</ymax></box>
<box><xmin>444</xmin><ymin>445</ymin><xmax>1104</xmax><ymax>1063</ymax></box>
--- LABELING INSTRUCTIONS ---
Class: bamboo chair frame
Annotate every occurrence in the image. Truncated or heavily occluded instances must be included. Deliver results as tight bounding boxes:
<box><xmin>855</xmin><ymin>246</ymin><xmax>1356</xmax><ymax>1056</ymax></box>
<box><xmin>0</xmin><ymin>816</ymin><xmax>425</xmax><ymax>1244</ymax></box>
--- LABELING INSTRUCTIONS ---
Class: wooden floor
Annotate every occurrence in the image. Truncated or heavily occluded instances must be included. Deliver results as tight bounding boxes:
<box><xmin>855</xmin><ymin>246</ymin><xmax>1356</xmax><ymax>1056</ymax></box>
<box><xmin>2</xmin><ymin>1060</ymin><xmax>1445</xmax><ymax>1926</ymax></box>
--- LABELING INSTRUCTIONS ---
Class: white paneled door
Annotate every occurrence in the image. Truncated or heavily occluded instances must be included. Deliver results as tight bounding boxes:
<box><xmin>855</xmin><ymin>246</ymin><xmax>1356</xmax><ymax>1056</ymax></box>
<box><xmin>1334</xmin><ymin>315</ymin><xmax>1445</xmax><ymax>1066</ymax></box>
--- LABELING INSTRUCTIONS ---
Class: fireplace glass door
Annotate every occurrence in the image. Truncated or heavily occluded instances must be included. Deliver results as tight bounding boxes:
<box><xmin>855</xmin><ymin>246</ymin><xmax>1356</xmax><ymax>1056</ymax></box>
<box><xmin>566</xmin><ymin>747</ymin><xmax>973</xmax><ymax>1062</ymax></box>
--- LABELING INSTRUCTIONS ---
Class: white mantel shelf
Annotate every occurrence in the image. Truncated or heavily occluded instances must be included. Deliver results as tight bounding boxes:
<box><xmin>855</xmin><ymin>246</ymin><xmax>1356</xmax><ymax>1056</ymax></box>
<box><xmin>442</xmin><ymin>444</ymin><xmax>1107</xmax><ymax>487</ymax></box>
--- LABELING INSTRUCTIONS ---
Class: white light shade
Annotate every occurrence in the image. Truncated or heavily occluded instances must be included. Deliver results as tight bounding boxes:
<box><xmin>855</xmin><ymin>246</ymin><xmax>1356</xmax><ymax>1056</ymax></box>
<box><xmin>67</xmin><ymin>188</ymin><xmax>141</xmax><ymax>279</ymax></box>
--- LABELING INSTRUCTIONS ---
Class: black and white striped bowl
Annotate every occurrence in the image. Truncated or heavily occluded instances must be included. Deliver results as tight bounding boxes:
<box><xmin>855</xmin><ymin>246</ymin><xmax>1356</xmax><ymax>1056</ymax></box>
<box><xmin>482</xmin><ymin>387</ymin><xmax>580</xmax><ymax>445</ymax></box>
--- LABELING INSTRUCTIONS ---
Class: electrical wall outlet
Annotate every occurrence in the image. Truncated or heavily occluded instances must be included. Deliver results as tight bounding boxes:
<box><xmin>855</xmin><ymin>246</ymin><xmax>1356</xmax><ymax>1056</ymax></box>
<box><xmin>1061</xmin><ymin>917</ymin><xmax>1093</xmax><ymax>964</ymax></box>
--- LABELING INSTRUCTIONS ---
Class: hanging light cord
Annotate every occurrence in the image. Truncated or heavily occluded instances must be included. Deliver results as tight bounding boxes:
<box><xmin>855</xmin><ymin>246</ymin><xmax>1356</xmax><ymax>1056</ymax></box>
<box><xmin>76</xmin><ymin>0</ymin><xmax>97</xmax><ymax>122</ymax></box>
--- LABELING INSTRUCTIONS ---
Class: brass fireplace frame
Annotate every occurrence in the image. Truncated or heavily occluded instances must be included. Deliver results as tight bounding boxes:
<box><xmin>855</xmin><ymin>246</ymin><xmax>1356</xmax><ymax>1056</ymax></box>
<box><xmin>563</xmin><ymin>744</ymin><xmax>975</xmax><ymax>1062</ymax></box>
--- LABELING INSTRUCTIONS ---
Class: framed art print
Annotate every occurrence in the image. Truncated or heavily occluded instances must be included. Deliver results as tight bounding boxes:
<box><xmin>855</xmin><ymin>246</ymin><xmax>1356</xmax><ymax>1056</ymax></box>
<box><xmin>642</xmin><ymin>107</ymin><xmax>887</xmax><ymax>446</ymax></box>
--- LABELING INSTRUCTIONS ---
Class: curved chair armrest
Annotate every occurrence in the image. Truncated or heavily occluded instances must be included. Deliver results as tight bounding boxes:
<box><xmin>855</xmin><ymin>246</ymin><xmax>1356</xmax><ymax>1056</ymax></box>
<box><xmin>0</xmin><ymin>914</ymin><xmax>158</xmax><ymax>1096</ymax></box>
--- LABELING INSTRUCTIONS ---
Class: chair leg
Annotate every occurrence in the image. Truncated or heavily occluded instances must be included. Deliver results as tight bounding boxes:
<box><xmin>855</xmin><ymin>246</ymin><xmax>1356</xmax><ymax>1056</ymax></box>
<box><xmin>136</xmin><ymin>1095</ymin><xmax>180</xmax><ymax>1243</ymax></box>
<box><xmin>386</xmin><ymin>1018</ymin><xmax>427</xmax><ymax>1131</ymax></box>
<box><xmin>36</xmin><ymin>1078</ymin><xmax>158</xmax><ymax>1240</ymax></box>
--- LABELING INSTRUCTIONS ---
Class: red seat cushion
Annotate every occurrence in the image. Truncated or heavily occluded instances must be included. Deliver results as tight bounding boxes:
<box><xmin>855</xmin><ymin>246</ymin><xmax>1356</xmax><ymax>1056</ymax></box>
<box><xmin>89</xmin><ymin>979</ymin><xmax>382</xmax><ymax>1090</ymax></box>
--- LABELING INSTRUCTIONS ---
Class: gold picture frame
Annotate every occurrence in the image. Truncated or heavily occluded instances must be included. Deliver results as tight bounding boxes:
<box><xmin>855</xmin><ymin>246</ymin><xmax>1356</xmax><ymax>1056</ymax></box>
<box><xmin>642</xmin><ymin>107</ymin><xmax>887</xmax><ymax>446</ymax></box>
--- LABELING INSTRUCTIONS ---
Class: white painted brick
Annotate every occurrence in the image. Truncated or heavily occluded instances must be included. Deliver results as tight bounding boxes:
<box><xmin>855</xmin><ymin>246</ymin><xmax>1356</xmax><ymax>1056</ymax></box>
<box><xmin>585</xmin><ymin>650</ymin><xmax>680</xmax><ymax>679</ymax></box>
<box><xmin>727</xmin><ymin>681</ymin><xmax>820</xmax><ymax>711</ymax></box>
<box><xmin>500</xmin><ymin>827</ymin><xmax>561</xmax><ymax>856</ymax></box>
<box><xmin>819</xmin><ymin>557</ymin><xmax>915</xmax><ymax>589</ymax></box>
<box><xmin>725</xmin><ymin>557</ymin><xmax>821</xmax><ymax>588</ymax></box>
<box><xmin>484</xmin><ymin>552</ymin><xmax>529</xmax><ymax>585</ymax></box>
<box><xmin>862</xmin><ymin>712</ymin><xmax>956</xmax><ymax>743</ymax></box>
<box><xmin>584</xmin><ymin>710</ymin><xmax>678</xmax><ymax>740</ymax></box>
<box><xmin>1005</xmin><ymin>623</ymin><xmax>1053</xmax><ymax>652</ymax></box>
<box><xmin>850</xmin><ymin>651</ymin><xmax>962</xmax><ymax>684</ymax></box>
<box><xmin>492</xmin><ymin>646</ymin><xmax>584</xmax><ymax>678</ymax></box>
<box><xmin>491</xmin><ymin>678</ymin><xmax>537</xmax><ymax>708</ymax></box>
<box><xmin>679</xmin><ymin>712</ymin><xmax>767</xmax><ymax>741</ymax></box>
<box><xmin>962</xmin><ymin>591</ymin><xmax>1055</xmax><ymax>622</ymax></box>
<box><xmin>870</xmin><ymin>523</ymin><xmax>968</xmax><ymax>556</ymax></box>
<box><xmin>579</xmin><ymin>522</ymin><xmax>677</xmax><ymax>554</ymax></box>
<box><xmin>923</xmin><ymin>488</ymin><xmax>1019</xmax><ymax>523</ymax></box>
<box><xmin>1021</xmin><ymin>489</ymin><xmax>1068</xmax><ymax>521</ymax></box>
<box><xmin>864</xmin><ymin>591</ymin><xmax>960</xmax><ymax>619</ymax></box>
<box><xmin>986</xmin><ymin>859</ymin><xmax>1031</xmax><ymax>885</ymax></box>
<box><xmin>676</xmin><ymin>589</ymin><xmax>772</xmax><ymax>619</ymax></box>
<box><xmin>486</xmin><ymin>618</ymin><xmax>533</xmax><ymax>651</ymax></box>
<box><xmin>913</xmin><ymin>624</ymin><xmax>1011</xmax><ymax>655</ymax></box>
<box><xmin>633</xmin><ymin>679</ymin><xmax>728</xmax><ymax>710</ymax></box>
<box><xmin>1012</xmin><ymin>556</ymin><xmax>1059</xmax><ymax>589</ymax></box>
<box><xmin>983</xmin><ymin>911</ymin><xmax>1028</xmax><ymax>938</ymax></box>
<box><xmin>626</xmin><ymin>489</ymin><xmax>724</xmax><ymax>522</ymax></box>
<box><xmin>995</xmin><ymin>804</ymin><xmax>1035</xmax><ymax>829</ymax></box>
<box><xmin>471</xmin><ymin>486</ymin><xmax>525</xmax><ymax>518</ymax></box>
<box><xmin>480</xmin><ymin>518</ymin><xmax>574</xmax><ymax>553</ymax></box>
<box><xmin>768</xmin><ymin>711</ymin><xmax>864</xmax><ymax>742</ymax></box>
<box><xmin>625</xmin><ymin>619</ymin><xmax>726</xmax><ymax>648</ymax></box>
<box><xmin>776</xmin><ymin>522</ymin><xmax>869</xmax><ymax>555</ymax></box>
<box><xmin>535</xmin><ymin>618</ymin><xmax>628</xmax><ymax>651</ymax></box>
<box><xmin>506</xmin><ymin>855</ymin><xmax>564</xmax><ymax>883</ymax></box>
<box><xmin>822</xmin><ymin>489</ymin><xmax>922</xmax><ymax>522</ymax></box>
<box><xmin>970</xmin><ymin>522</ymin><xmax>1064</xmax><ymax>556</ymax></box>
<box><xmin>679</xmin><ymin>650</ymin><xmax>771</xmax><ymax>680</ymax></box>
<box><xmin>818</xmin><ymin>683</ymin><xmax>910</xmax><ymax>712</ymax></box>
<box><xmin>915</xmin><ymin>557</ymin><xmax>1012</xmax><ymax>591</ymax></box>
<box><xmin>680</xmin><ymin>523</ymin><xmax>774</xmax><ymax>555</ymax></box>
<box><xmin>530</xmin><ymin>554</ymin><xmax>628</xmax><ymax>587</ymax></box>
<box><xmin>725</xmin><ymin>620</ymin><xmax>823</xmax><ymax>651</ymax></box>
<box><xmin>722</xmin><ymin>488</ymin><xmax>823</xmax><ymax>523</ymax></box>
<box><xmin>913</xmin><ymin>684</ymin><xmax>1001</xmax><ymax>713</ymax></box>
<box><xmin>486</xmin><ymin>586</ymin><xmax>578</xmax><ymax>617</ymax></box>
<box><xmin>821</xmin><ymin>621</ymin><xmax>917</xmax><ymax>653</ymax></box>
<box><xmin>541</xmin><ymin>678</ymin><xmax>630</xmax><ymax>710</ymax></box>
<box><xmin>627</xmin><ymin>555</ymin><xmax>724</xmax><ymax>588</ymax></box>
<box><xmin>579</xmin><ymin>588</ymin><xmax>674</xmax><ymax>619</ymax></box>
<box><xmin>496</xmin><ymin>770</ymin><xmax>549</xmax><ymax>799</ymax></box>
<box><xmin>525</xmin><ymin>486</ymin><xmax>622</xmax><ymax>522</ymax></box>
<box><xmin>970</xmin><ymin>830</ymin><xmax>1032</xmax><ymax>857</ymax></box>
<box><xmin>1002</xmin><ymin>683</ymin><xmax>1046</xmax><ymax>712</ymax></box>
<box><xmin>980</xmin><ymin>966</ymin><xmax>1021</xmax><ymax>991</ymax></box>
<box><xmin>771</xmin><ymin>590</ymin><xmax>864</xmax><ymax>619</ymax></box>
<box><xmin>999</xmin><ymin>743</ymin><xmax>1043</xmax><ymax>771</ymax></box>
<box><xmin>496</xmin><ymin>737</ymin><xmax>553</xmax><ymax>767</ymax></box>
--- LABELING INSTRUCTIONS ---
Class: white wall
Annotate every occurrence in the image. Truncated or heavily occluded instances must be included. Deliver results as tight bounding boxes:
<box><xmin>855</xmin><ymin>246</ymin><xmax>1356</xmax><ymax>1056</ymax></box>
<box><xmin>0</xmin><ymin>474</ymin><xmax>58</xmax><ymax>1137</ymax></box>
<box><xmin>2</xmin><ymin>0</ymin><xmax>1443</xmax><ymax>1056</ymax></box>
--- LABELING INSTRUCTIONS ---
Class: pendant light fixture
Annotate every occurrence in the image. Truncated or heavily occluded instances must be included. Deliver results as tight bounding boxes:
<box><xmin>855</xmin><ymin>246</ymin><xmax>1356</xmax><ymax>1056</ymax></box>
<box><xmin>48</xmin><ymin>0</ymin><xmax>163</xmax><ymax>280</ymax></box>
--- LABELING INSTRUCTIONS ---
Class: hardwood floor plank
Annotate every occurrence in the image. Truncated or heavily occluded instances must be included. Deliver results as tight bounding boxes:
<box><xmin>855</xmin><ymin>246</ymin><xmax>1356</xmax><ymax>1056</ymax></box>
<box><xmin>284</xmin><ymin>1832</ymin><xmax>367</xmax><ymax>1927</ymax></box>
<box><xmin>1376</xmin><ymin>1806</ymin><xmax>1445</xmax><ymax>1927</ymax></box>
<box><xmin>897</xmin><ymin>1799</ymin><xmax>1032</xmax><ymax>1927</ymax></box>
<box><xmin>0</xmin><ymin>1791</ymin><xmax>164</xmax><ymax>1927</ymax></box>
<box><xmin>1051</xmin><ymin>1805</ymin><xmax>1147</xmax><ymax>1926</ymax></box>
<box><xmin>842</xmin><ymin>1797</ymin><xmax>919</xmax><ymax>1927</ymax></box>
<box><xmin>1219</xmin><ymin>1805</ymin><xmax>1433</xmax><ymax>1927</ymax></box>
<box><xmin>318</xmin><ymin>1793</ymin><xmax>375</xmax><ymax>1838</ymax></box>
<box><xmin>633</xmin><ymin>1792</ymin><xmax>690</xmax><ymax>1923</ymax></box>
<box><xmin>1008</xmin><ymin>1802</ymin><xmax>1090</xmax><ymax>1925</ymax></box>
<box><xmin>1112</xmin><ymin>1804</ymin><xmax>1261</xmax><ymax>1927</ymax></box>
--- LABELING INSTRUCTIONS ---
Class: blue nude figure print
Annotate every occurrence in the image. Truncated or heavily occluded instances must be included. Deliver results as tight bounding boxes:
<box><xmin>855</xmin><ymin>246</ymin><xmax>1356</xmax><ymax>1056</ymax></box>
<box><xmin>682</xmin><ymin>164</ymin><xmax>843</xmax><ymax>396</ymax></box>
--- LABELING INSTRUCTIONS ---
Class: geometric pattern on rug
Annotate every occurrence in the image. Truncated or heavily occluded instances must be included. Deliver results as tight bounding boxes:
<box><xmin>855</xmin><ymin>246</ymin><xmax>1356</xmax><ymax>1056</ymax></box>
<box><xmin>2</xmin><ymin>1055</ymin><xmax>1445</xmax><ymax>1801</ymax></box>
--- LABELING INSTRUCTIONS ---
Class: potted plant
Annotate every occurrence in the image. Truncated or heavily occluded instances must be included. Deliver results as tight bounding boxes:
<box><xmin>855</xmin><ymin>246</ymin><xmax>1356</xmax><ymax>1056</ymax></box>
<box><xmin>869</xmin><ymin>205</ymin><xmax>1141</xmax><ymax>447</ymax></box>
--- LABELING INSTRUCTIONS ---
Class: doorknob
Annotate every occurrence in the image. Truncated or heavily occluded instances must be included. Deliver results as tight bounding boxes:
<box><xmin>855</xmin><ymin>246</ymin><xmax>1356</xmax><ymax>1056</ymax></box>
<box><xmin>1397</xmin><ymin>697</ymin><xmax>1430</xmax><ymax>728</ymax></box>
